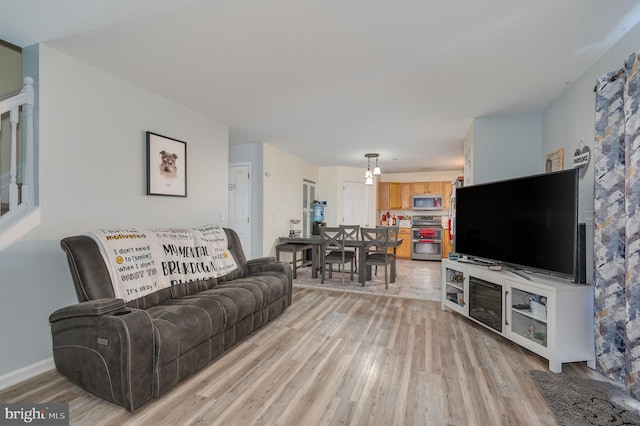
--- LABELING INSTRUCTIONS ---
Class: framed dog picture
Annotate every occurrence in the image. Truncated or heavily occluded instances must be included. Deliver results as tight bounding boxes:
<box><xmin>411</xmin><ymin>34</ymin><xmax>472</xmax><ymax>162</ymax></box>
<box><xmin>146</xmin><ymin>132</ymin><xmax>187</xmax><ymax>197</ymax></box>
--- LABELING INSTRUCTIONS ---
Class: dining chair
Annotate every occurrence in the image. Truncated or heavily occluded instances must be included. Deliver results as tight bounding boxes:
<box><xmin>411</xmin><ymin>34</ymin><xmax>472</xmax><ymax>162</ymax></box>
<box><xmin>339</xmin><ymin>224</ymin><xmax>360</xmax><ymax>272</ymax></box>
<box><xmin>361</xmin><ymin>227</ymin><xmax>396</xmax><ymax>289</ymax></box>
<box><xmin>319</xmin><ymin>226</ymin><xmax>355</xmax><ymax>285</ymax></box>
<box><xmin>375</xmin><ymin>225</ymin><xmax>399</xmax><ymax>279</ymax></box>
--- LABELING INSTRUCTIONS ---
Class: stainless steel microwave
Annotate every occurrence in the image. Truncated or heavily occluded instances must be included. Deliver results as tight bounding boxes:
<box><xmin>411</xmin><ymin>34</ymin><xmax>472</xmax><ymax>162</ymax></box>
<box><xmin>412</xmin><ymin>194</ymin><xmax>443</xmax><ymax>210</ymax></box>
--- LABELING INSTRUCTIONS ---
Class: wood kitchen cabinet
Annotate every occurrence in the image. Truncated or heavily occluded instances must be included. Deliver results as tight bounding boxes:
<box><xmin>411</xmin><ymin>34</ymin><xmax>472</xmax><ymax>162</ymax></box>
<box><xmin>401</xmin><ymin>183</ymin><xmax>413</xmax><ymax>210</ymax></box>
<box><xmin>397</xmin><ymin>228</ymin><xmax>412</xmax><ymax>259</ymax></box>
<box><xmin>377</xmin><ymin>182</ymin><xmax>402</xmax><ymax>210</ymax></box>
<box><xmin>412</xmin><ymin>182</ymin><xmax>427</xmax><ymax>195</ymax></box>
<box><xmin>442</xmin><ymin>181</ymin><xmax>452</xmax><ymax>210</ymax></box>
<box><xmin>413</xmin><ymin>181</ymin><xmax>443</xmax><ymax>195</ymax></box>
<box><xmin>380</xmin><ymin>180</ymin><xmax>452</xmax><ymax>210</ymax></box>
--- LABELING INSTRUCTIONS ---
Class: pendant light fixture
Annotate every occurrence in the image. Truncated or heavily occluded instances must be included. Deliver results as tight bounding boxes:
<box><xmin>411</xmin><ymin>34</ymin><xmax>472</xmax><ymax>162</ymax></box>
<box><xmin>364</xmin><ymin>153</ymin><xmax>380</xmax><ymax>185</ymax></box>
<box><xmin>373</xmin><ymin>157</ymin><xmax>381</xmax><ymax>175</ymax></box>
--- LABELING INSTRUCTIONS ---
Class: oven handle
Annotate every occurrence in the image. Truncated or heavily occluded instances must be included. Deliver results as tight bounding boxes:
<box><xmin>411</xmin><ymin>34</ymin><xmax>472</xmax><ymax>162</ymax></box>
<box><xmin>416</xmin><ymin>239</ymin><xmax>436</xmax><ymax>243</ymax></box>
<box><xmin>505</xmin><ymin>290</ymin><xmax>509</xmax><ymax>326</ymax></box>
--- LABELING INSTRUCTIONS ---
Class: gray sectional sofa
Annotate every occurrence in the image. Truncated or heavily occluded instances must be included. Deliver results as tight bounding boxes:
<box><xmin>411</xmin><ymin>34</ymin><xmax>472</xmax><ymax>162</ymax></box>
<box><xmin>49</xmin><ymin>227</ymin><xmax>292</xmax><ymax>411</ymax></box>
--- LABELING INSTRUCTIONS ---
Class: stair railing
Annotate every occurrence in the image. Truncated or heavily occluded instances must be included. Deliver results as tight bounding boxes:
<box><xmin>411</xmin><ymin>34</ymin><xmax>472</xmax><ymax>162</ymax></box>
<box><xmin>0</xmin><ymin>77</ymin><xmax>35</xmax><ymax>221</ymax></box>
<box><xmin>0</xmin><ymin>77</ymin><xmax>38</xmax><ymax>252</ymax></box>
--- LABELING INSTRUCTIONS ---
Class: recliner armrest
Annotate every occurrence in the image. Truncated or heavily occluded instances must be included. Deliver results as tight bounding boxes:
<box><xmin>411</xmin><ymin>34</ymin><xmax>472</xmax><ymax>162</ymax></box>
<box><xmin>246</xmin><ymin>258</ymin><xmax>293</xmax><ymax>305</ymax></box>
<box><xmin>49</xmin><ymin>303</ymin><xmax>154</xmax><ymax>411</ymax></box>
<box><xmin>246</xmin><ymin>258</ymin><xmax>290</xmax><ymax>275</ymax></box>
<box><xmin>49</xmin><ymin>298</ymin><xmax>126</xmax><ymax>323</ymax></box>
<box><xmin>246</xmin><ymin>256</ymin><xmax>276</xmax><ymax>266</ymax></box>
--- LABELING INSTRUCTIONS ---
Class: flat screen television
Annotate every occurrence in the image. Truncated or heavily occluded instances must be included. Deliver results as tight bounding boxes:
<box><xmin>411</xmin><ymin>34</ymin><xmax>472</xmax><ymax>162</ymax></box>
<box><xmin>455</xmin><ymin>169</ymin><xmax>579</xmax><ymax>280</ymax></box>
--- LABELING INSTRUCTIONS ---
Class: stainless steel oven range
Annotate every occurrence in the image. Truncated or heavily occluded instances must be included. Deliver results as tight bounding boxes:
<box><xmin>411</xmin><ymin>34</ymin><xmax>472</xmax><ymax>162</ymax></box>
<box><xmin>411</xmin><ymin>215</ymin><xmax>442</xmax><ymax>260</ymax></box>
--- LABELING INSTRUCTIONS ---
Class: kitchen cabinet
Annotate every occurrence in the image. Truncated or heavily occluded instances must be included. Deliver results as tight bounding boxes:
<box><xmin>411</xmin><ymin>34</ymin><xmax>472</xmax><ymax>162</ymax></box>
<box><xmin>377</xmin><ymin>182</ymin><xmax>402</xmax><ymax>210</ymax></box>
<box><xmin>442</xmin><ymin>181</ymin><xmax>452</xmax><ymax>210</ymax></box>
<box><xmin>380</xmin><ymin>180</ymin><xmax>451</xmax><ymax>211</ymax></box>
<box><xmin>401</xmin><ymin>183</ymin><xmax>413</xmax><ymax>210</ymax></box>
<box><xmin>413</xmin><ymin>181</ymin><xmax>443</xmax><ymax>195</ymax></box>
<box><xmin>412</xmin><ymin>182</ymin><xmax>425</xmax><ymax>195</ymax></box>
<box><xmin>396</xmin><ymin>228</ymin><xmax>412</xmax><ymax>259</ymax></box>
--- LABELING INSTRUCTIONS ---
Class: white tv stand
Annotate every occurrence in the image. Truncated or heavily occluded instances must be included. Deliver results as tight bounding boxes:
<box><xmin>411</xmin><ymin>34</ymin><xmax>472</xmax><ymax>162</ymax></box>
<box><xmin>441</xmin><ymin>259</ymin><xmax>595</xmax><ymax>372</ymax></box>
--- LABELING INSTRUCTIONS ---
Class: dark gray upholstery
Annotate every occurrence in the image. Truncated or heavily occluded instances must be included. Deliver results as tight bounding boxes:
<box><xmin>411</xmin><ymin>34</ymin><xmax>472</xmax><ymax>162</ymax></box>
<box><xmin>50</xmin><ymin>228</ymin><xmax>292</xmax><ymax>411</ymax></box>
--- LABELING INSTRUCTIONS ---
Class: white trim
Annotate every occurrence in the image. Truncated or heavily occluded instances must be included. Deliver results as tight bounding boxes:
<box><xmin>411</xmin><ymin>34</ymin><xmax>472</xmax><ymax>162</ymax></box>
<box><xmin>0</xmin><ymin>206</ymin><xmax>41</xmax><ymax>253</ymax></box>
<box><xmin>228</xmin><ymin>162</ymin><xmax>252</xmax><ymax>258</ymax></box>
<box><xmin>0</xmin><ymin>357</ymin><xmax>55</xmax><ymax>391</ymax></box>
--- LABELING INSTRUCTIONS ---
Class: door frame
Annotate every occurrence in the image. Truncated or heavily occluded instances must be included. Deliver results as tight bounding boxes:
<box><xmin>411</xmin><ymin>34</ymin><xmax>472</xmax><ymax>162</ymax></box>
<box><xmin>228</xmin><ymin>162</ymin><xmax>252</xmax><ymax>258</ymax></box>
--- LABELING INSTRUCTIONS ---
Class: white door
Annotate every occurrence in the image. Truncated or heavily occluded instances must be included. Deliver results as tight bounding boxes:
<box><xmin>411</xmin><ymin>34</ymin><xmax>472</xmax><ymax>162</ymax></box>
<box><xmin>228</xmin><ymin>163</ymin><xmax>251</xmax><ymax>258</ymax></box>
<box><xmin>343</xmin><ymin>181</ymin><xmax>370</xmax><ymax>226</ymax></box>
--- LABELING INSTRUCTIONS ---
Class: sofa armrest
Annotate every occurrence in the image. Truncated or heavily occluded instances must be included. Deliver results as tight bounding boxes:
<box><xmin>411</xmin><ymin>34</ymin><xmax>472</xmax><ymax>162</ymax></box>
<box><xmin>246</xmin><ymin>258</ymin><xmax>289</xmax><ymax>275</ymax></box>
<box><xmin>49</xmin><ymin>298</ymin><xmax>126</xmax><ymax>322</ymax></box>
<box><xmin>246</xmin><ymin>256</ymin><xmax>276</xmax><ymax>267</ymax></box>
<box><xmin>246</xmin><ymin>258</ymin><xmax>293</xmax><ymax>305</ymax></box>
<box><xmin>49</xmin><ymin>304</ymin><xmax>154</xmax><ymax>411</ymax></box>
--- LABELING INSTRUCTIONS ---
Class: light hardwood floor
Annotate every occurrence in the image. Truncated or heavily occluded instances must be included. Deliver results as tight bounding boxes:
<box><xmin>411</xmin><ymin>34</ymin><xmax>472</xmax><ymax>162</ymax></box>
<box><xmin>0</xmin><ymin>286</ymin><xmax>598</xmax><ymax>425</ymax></box>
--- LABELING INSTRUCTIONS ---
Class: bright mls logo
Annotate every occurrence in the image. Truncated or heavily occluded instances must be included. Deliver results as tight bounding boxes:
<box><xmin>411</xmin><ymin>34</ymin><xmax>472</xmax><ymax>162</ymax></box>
<box><xmin>1</xmin><ymin>404</ymin><xmax>68</xmax><ymax>425</ymax></box>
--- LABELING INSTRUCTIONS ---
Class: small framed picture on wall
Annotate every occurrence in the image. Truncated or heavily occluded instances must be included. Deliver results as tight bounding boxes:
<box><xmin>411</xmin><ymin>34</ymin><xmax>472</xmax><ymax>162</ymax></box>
<box><xmin>146</xmin><ymin>132</ymin><xmax>187</xmax><ymax>197</ymax></box>
<box><xmin>545</xmin><ymin>148</ymin><xmax>564</xmax><ymax>173</ymax></box>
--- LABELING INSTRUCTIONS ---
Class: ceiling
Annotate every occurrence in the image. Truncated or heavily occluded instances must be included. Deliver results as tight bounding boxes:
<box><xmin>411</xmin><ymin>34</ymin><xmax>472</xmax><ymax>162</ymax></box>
<box><xmin>2</xmin><ymin>0</ymin><xmax>640</xmax><ymax>174</ymax></box>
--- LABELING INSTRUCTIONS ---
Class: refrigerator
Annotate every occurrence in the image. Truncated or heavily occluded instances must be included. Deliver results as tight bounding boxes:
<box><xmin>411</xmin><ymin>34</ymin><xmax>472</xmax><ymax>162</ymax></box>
<box><xmin>448</xmin><ymin>176</ymin><xmax>464</xmax><ymax>253</ymax></box>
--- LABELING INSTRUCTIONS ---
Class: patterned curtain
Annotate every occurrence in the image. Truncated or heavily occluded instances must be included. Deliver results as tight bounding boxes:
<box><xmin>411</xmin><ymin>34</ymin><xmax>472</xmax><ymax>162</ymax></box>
<box><xmin>594</xmin><ymin>50</ymin><xmax>640</xmax><ymax>399</ymax></box>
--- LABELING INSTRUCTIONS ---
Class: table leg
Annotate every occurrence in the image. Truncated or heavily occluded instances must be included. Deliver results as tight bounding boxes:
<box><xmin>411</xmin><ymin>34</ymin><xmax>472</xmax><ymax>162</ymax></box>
<box><xmin>359</xmin><ymin>247</ymin><xmax>366</xmax><ymax>285</ymax></box>
<box><xmin>311</xmin><ymin>245</ymin><xmax>319</xmax><ymax>279</ymax></box>
<box><xmin>292</xmin><ymin>249</ymin><xmax>297</xmax><ymax>279</ymax></box>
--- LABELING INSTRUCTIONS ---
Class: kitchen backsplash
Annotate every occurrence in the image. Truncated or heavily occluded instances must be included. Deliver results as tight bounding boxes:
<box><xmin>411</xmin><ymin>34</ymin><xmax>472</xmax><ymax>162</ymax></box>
<box><xmin>378</xmin><ymin>210</ymin><xmax>450</xmax><ymax>227</ymax></box>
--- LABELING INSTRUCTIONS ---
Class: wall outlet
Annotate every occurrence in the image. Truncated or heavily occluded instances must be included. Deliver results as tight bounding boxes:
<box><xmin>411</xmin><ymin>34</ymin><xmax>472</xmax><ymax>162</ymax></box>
<box><xmin>220</xmin><ymin>211</ymin><xmax>226</xmax><ymax>221</ymax></box>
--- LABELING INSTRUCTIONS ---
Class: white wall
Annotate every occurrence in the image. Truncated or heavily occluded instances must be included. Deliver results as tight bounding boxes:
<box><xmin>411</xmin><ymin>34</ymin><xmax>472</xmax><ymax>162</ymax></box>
<box><xmin>229</xmin><ymin>142</ymin><xmax>264</xmax><ymax>258</ymax></box>
<box><xmin>318</xmin><ymin>166</ymin><xmax>377</xmax><ymax>228</ymax></box>
<box><xmin>0</xmin><ymin>43</ymin><xmax>229</xmax><ymax>381</ymax></box>
<box><xmin>463</xmin><ymin>121</ymin><xmax>474</xmax><ymax>185</ymax></box>
<box><xmin>472</xmin><ymin>111</ymin><xmax>542</xmax><ymax>184</ymax></box>
<box><xmin>0</xmin><ymin>41</ymin><xmax>21</xmax><ymax>95</ymax></box>
<box><xmin>262</xmin><ymin>143</ymin><xmax>318</xmax><ymax>256</ymax></box>
<box><xmin>543</xmin><ymin>18</ymin><xmax>640</xmax><ymax>222</ymax></box>
<box><xmin>381</xmin><ymin>170</ymin><xmax>462</xmax><ymax>183</ymax></box>
<box><xmin>542</xmin><ymin>19</ymin><xmax>640</xmax><ymax>284</ymax></box>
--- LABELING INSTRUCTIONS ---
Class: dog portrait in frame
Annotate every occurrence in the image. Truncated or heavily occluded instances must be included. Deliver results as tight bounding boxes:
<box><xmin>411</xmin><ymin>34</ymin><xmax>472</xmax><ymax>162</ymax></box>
<box><xmin>146</xmin><ymin>132</ymin><xmax>187</xmax><ymax>197</ymax></box>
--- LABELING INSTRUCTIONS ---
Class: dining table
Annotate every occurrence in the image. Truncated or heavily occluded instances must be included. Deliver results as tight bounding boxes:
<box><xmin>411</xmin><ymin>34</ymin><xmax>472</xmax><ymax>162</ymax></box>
<box><xmin>277</xmin><ymin>235</ymin><xmax>403</xmax><ymax>284</ymax></box>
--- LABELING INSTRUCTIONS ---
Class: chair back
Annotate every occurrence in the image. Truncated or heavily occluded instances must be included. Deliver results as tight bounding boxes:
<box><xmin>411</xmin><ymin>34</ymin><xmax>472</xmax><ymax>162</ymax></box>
<box><xmin>361</xmin><ymin>227</ymin><xmax>396</xmax><ymax>288</ymax></box>
<box><xmin>319</xmin><ymin>226</ymin><xmax>347</xmax><ymax>252</ymax></box>
<box><xmin>339</xmin><ymin>224</ymin><xmax>360</xmax><ymax>241</ymax></box>
<box><xmin>361</xmin><ymin>227</ymin><xmax>392</xmax><ymax>255</ymax></box>
<box><xmin>377</xmin><ymin>225</ymin><xmax>398</xmax><ymax>242</ymax></box>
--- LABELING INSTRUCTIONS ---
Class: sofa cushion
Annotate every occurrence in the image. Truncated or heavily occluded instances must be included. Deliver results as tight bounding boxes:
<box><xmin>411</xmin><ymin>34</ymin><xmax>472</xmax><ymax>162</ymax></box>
<box><xmin>191</xmin><ymin>288</ymin><xmax>256</xmax><ymax>327</ymax></box>
<box><xmin>169</xmin><ymin>278</ymin><xmax>217</xmax><ymax>299</ymax></box>
<box><xmin>219</xmin><ymin>275</ymin><xmax>286</xmax><ymax>309</ymax></box>
<box><xmin>125</xmin><ymin>288</ymin><xmax>173</xmax><ymax>310</ymax></box>
<box><xmin>146</xmin><ymin>304</ymin><xmax>214</xmax><ymax>363</ymax></box>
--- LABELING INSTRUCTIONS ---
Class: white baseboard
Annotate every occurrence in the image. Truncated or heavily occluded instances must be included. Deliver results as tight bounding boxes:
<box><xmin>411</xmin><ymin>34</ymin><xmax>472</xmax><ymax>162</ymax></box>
<box><xmin>0</xmin><ymin>358</ymin><xmax>55</xmax><ymax>391</ymax></box>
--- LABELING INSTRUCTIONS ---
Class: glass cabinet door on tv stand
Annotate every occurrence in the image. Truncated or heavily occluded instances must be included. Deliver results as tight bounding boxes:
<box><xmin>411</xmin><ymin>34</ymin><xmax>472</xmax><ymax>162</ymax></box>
<box><xmin>506</xmin><ymin>283</ymin><xmax>553</xmax><ymax>359</ymax></box>
<box><xmin>442</xmin><ymin>263</ymin><xmax>467</xmax><ymax>315</ymax></box>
